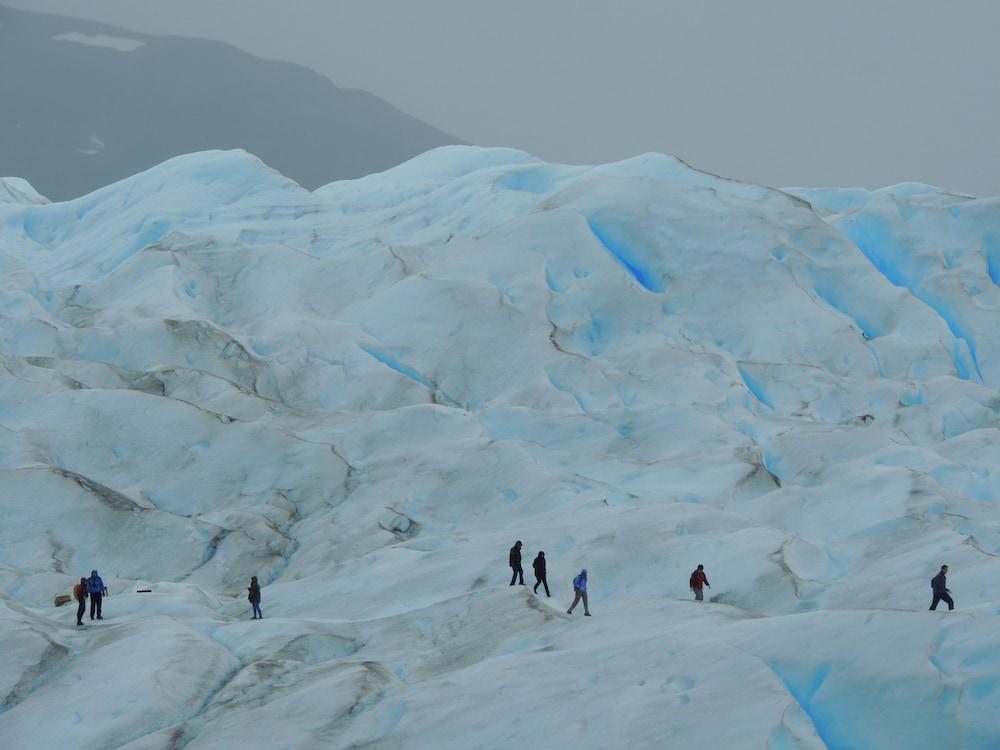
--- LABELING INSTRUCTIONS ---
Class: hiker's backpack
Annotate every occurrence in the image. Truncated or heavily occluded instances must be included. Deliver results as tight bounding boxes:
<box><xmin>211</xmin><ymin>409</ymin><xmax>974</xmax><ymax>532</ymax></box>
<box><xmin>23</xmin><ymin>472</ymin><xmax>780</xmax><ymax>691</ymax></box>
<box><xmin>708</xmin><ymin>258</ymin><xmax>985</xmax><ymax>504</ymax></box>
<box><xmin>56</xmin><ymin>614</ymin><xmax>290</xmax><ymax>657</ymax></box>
<box><xmin>689</xmin><ymin>571</ymin><xmax>699</xmax><ymax>588</ymax></box>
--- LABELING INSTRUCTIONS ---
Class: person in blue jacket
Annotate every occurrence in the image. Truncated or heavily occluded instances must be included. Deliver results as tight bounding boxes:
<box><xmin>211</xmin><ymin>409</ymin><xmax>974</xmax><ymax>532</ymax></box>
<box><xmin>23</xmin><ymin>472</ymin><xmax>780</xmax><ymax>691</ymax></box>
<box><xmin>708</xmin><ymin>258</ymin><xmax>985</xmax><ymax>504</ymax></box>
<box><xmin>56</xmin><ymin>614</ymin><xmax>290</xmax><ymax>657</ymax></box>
<box><xmin>87</xmin><ymin>569</ymin><xmax>107</xmax><ymax>620</ymax></box>
<box><xmin>567</xmin><ymin>568</ymin><xmax>591</xmax><ymax>616</ymax></box>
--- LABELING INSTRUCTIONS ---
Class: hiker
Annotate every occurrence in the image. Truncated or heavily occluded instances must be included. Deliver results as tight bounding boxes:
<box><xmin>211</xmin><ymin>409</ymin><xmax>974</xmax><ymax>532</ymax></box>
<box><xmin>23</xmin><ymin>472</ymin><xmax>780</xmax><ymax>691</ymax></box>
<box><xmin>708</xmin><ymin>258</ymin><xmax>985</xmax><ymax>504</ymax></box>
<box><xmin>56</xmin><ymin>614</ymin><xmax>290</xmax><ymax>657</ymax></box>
<box><xmin>509</xmin><ymin>541</ymin><xmax>525</xmax><ymax>586</ymax></box>
<box><xmin>532</xmin><ymin>551</ymin><xmax>550</xmax><ymax>597</ymax></box>
<box><xmin>248</xmin><ymin>576</ymin><xmax>262</xmax><ymax>619</ymax></box>
<box><xmin>87</xmin><ymin>570</ymin><xmax>107</xmax><ymax>620</ymax></box>
<box><xmin>73</xmin><ymin>577</ymin><xmax>88</xmax><ymax>627</ymax></box>
<box><xmin>930</xmin><ymin>565</ymin><xmax>954</xmax><ymax>611</ymax></box>
<box><xmin>690</xmin><ymin>564</ymin><xmax>710</xmax><ymax>601</ymax></box>
<box><xmin>567</xmin><ymin>568</ymin><xmax>591</xmax><ymax>616</ymax></box>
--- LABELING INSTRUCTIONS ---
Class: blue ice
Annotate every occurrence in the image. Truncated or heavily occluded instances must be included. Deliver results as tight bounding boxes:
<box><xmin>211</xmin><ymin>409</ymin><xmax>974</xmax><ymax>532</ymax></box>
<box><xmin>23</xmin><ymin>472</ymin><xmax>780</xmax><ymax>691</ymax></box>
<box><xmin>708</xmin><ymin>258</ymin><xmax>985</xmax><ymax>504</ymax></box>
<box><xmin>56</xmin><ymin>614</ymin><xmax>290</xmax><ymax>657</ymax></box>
<box><xmin>586</xmin><ymin>218</ymin><xmax>664</xmax><ymax>293</ymax></box>
<box><xmin>737</xmin><ymin>366</ymin><xmax>774</xmax><ymax>409</ymax></box>
<box><xmin>358</xmin><ymin>343</ymin><xmax>436</xmax><ymax>391</ymax></box>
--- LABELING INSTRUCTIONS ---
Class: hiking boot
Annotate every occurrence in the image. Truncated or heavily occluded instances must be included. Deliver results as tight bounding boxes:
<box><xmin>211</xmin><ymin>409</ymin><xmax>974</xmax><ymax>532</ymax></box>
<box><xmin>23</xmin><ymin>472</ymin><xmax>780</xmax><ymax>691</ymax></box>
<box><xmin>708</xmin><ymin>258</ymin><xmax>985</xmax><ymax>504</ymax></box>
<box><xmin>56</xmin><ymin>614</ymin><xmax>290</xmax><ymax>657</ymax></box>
<box><xmin>584</xmin><ymin>612</ymin><xmax>591</xmax><ymax>616</ymax></box>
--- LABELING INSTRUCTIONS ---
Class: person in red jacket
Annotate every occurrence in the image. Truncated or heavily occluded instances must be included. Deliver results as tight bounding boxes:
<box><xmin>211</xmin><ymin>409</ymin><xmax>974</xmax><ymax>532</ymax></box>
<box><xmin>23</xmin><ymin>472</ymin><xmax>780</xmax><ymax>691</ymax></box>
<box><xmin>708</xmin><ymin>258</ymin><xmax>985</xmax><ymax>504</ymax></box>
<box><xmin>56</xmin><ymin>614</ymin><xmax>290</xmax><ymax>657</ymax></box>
<box><xmin>689</xmin><ymin>564</ymin><xmax>710</xmax><ymax>601</ymax></box>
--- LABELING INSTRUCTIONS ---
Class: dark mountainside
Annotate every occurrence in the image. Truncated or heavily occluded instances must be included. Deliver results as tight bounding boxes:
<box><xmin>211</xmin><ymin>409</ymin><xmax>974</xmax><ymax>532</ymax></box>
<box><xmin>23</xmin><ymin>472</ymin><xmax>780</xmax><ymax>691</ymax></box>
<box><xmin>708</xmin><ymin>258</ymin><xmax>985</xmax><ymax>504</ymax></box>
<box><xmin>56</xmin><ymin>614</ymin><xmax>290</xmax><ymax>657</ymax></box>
<box><xmin>0</xmin><ymin>6</ymin><xmax>465</xmax><ymax>201</ymax></box>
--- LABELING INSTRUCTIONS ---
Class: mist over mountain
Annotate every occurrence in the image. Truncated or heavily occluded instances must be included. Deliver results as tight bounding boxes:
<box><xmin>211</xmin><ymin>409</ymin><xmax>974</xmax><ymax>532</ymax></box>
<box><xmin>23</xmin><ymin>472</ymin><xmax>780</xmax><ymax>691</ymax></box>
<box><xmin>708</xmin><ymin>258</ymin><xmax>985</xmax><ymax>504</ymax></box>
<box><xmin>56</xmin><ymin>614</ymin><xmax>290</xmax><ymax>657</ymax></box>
<box><xmin>0</xmin><ymin>6</ymin><xmax>464</xmax><ymax>201</ymax></box>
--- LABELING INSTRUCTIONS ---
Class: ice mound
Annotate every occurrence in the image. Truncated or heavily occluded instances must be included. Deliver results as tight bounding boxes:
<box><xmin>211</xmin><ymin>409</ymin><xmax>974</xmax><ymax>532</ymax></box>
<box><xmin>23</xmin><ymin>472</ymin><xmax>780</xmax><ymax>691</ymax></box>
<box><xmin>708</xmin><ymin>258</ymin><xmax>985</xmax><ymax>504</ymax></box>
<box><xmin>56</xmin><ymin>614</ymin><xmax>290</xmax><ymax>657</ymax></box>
<box><xmin>1</xmin><ymin>148</ymin><xmax>998</xmax><ymax>749</ymax></box>
<box><xmin>0</xmin><ymin>177</ymin><xmax>49</xmax><ymax>206</ymax></box>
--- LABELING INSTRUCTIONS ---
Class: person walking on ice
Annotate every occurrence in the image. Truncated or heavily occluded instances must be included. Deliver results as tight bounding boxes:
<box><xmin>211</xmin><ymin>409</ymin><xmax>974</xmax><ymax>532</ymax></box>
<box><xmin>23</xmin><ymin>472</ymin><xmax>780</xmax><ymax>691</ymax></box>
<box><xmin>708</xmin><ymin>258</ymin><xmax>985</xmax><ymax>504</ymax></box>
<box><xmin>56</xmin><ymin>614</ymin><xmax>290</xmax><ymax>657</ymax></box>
<box><xmin>533</xmin><ymin>551</ymin><xmax>550</xmax><ymax>597</ymax></box>
<box><xmin>690</xmin><ymin>564</ymin><xmax>710</xmax><ymax>602</ymax></box>
<box><xmin>87</xmin><ymin>570</ymin><xmax>107</xmax><ymax>620</ymax></box>
<box><xmin>73</xmin><ymin>577</ymin><xmax>88</xmax><ymax>627</ymax></box>
<box><xmin>567</xmin><ymin>568</ymin><xmax>591</xmax><ymax>616</ymax></box>
<box><xmin>930</xmin><ymin>565</ymin><xmax>954</xmax><ymax>611</ymax></box>
<box><xmin>509</xmin><ymin>541</ymin><xmax>525</xmax><ymax>586</ymax></box>
<box><xmin>248</xmin><ymin>576</ymin><xmax>263</xmax><ymax>619</ymax></box>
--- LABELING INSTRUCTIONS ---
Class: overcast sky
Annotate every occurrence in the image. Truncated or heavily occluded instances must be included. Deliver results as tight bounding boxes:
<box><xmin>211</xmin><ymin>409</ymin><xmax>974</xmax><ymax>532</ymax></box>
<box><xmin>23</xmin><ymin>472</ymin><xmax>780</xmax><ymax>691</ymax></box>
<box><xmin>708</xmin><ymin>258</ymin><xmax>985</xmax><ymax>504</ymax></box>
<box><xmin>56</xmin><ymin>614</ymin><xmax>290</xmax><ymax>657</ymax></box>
<box><xmin>8</xmin><ymin>0</ymin><xmax>1000</xmax><ymax>195</ymax></box>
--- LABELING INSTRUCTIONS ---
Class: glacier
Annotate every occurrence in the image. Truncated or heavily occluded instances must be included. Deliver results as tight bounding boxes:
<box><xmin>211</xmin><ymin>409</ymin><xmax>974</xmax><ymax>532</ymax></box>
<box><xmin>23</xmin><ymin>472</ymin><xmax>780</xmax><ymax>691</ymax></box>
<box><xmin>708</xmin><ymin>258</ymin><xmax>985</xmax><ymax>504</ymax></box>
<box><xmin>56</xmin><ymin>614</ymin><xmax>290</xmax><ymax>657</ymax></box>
<box><xmin>1</xmin><ymin>146</ymin><xmax>999</xmax><ymax>749</ymax></box>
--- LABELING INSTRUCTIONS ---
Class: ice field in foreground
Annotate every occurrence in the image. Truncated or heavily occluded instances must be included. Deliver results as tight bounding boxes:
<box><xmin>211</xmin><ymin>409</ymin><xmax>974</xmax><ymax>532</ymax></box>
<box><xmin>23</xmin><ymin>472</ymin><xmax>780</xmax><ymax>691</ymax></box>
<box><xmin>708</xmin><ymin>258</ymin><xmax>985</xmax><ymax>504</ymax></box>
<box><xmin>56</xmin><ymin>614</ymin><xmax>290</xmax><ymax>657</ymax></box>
<box><xmin>1</xmin><ymin>147</ymin><xmax>999</xmax><ymax>749</ymax></box>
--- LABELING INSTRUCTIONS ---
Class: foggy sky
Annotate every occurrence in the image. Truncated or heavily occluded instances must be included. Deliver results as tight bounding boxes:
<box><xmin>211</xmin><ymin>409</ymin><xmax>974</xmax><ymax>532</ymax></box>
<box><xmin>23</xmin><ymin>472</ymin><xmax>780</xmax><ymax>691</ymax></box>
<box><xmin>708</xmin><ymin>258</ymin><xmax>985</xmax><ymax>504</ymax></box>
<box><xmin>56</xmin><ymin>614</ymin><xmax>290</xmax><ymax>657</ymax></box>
<box><xmin>7</xmin><ymin>0</ymin><xmax>1000</xmax><ymax>195</ymax></box>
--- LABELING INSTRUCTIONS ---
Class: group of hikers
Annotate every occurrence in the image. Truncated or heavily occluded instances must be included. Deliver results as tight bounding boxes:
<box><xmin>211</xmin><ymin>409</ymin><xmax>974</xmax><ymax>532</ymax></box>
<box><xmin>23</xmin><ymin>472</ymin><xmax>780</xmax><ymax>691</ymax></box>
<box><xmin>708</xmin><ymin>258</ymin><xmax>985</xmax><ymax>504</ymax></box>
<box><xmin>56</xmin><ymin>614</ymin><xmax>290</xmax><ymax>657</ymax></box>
<box><xmin>71</xmin><ymin>570</ymin><xmax>108</xmax><ymax>626</ymax></box>
<box><xmin>68</xmin><ymin>559</ymin><xmax>957</xmax><ymax>626</ymax></box>
<box><xmin>509</xmin><ymin>540</ymin><xmax>593</xmax><ymax>614</ymax></box>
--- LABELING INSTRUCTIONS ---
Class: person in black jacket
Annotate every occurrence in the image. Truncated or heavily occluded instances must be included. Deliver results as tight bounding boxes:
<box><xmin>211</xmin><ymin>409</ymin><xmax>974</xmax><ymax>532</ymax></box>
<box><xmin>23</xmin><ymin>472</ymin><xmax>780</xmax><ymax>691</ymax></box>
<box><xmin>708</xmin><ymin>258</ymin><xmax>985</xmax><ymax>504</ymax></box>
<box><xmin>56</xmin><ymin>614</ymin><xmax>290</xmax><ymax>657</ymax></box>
<box><xmin>509</xmin><ymin>541</ymin><xmax>525</xmax><ymax>586</ymax></box>
<box><xmin>532</xmin><ymin>551</ymin><xmax>550</xmax><ymax>597</ymax></box>
<box><xmin>248</xmin><ymin>576</ymin><xmax>262</xmax><ymax>619</ymax></box>
<box><xmin>930</xmin><ymin>565</ymin><xmax>954</xmax><ymax>611</ymax></box>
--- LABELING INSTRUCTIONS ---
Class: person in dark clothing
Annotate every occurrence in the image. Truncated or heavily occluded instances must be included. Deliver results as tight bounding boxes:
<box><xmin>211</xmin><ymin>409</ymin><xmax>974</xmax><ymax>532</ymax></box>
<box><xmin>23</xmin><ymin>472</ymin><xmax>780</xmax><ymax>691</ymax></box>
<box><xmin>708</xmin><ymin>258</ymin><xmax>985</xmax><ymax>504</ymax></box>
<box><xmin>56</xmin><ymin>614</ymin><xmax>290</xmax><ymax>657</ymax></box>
<box><xmin>532</xmin><ymin>551</ymin><xmax>550</xmax><ymax>597</ymax></box>
<box><xmin>248</xmin><ymin>576</ymin><xmax>262</xmax><ymax>619</ymax></box>
<box><xmin>509</xmin><ymin>541</ymin><xmax>525</xmax><ymax>586</ymax></box>
<box><xmin>690</xmin><ymin>564</ymin><xmax>710</xmax><ymax>602</ymax></box>
<box><xmin>930</xmin><ymin>565</ymin><xmax>954</xmax><ymax>611</ymax></box>
<box><xmin>87</xmin><ymin>570</ymin><xmax>107</xmax><ymax>620</ymax></box>
<box><xmin>73</xmin><ymin>577</ymin><xmax>88</xmax><ymax>627</ymax></box>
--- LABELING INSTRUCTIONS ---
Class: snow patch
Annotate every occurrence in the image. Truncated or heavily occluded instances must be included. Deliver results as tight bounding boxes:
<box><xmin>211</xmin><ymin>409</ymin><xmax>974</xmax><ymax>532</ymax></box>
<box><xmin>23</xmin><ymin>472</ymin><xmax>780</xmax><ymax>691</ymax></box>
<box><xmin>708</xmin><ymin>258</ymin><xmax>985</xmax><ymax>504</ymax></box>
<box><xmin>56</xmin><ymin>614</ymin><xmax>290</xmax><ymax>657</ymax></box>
<box><xmin>52</xmin><ymin>32</ymin><xmax>145</xmax><ymax>52</ymax></box>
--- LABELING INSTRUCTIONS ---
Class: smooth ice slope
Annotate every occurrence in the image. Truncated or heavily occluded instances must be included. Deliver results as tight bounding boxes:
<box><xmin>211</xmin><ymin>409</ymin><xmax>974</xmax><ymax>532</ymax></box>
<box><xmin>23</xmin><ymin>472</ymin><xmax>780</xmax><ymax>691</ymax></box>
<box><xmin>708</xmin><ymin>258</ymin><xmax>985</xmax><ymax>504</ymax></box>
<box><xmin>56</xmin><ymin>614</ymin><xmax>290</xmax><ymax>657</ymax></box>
<box><xmin>1</xmin><ymin>147</ymin><xmax>999</xmax><ymax>749</ymax></box>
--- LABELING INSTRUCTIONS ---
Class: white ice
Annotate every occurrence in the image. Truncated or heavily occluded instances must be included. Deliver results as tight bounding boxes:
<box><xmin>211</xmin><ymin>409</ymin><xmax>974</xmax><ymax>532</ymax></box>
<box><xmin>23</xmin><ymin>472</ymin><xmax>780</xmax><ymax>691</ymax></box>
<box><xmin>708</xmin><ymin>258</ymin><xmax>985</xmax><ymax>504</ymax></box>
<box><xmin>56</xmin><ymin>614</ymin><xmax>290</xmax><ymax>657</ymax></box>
<box><xmin>0</xmin><ymin>147</ymin><xmax>998</xmax><ymax>749</ymax></box>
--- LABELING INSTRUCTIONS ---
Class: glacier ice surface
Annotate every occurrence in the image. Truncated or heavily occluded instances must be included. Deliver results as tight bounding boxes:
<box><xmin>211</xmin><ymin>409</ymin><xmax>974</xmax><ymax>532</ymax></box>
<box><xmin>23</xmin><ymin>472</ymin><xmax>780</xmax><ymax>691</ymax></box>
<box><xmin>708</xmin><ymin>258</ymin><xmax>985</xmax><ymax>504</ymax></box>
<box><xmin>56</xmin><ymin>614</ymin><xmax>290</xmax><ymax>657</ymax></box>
<box><xmin>1</xmin><ymin>146</ymin><xmax>999</xmax><ymax>749</ymax></box>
